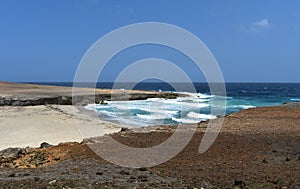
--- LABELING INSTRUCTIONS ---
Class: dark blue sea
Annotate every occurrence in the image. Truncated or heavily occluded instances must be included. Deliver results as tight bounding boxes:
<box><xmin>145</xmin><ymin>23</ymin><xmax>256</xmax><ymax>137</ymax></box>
<box><xmin>29</xmin><ymin>82</ymin><xmax>300</xmax><ymax>126</ymax></box>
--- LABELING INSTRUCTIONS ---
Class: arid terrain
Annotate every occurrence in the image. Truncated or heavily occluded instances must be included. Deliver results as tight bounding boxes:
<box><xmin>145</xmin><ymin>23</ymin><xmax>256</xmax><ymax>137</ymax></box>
<box><xmin>0</xmin><ymin>103</ymin><xmax>299</xmax><ymax>189</ymax></box>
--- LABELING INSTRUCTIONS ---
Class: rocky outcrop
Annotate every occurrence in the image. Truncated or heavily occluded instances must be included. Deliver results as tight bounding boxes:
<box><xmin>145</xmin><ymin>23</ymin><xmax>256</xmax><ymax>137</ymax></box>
<box><xmin>0</xmin><ymin>148</ymin><xmax>25</xmax><ymax>163</ymax></box>
<box><xmin>0</xmin><ymin>81</ymin><xmax>185</xmax><ymax>106</ymax></box>
<box><xmin>0</xmin><ymin>92</ymin><xmax>181</xmax><ymax>106</ymax></box>
<box><xmin>0</xmin><ymin>96</ymin><xmax>72</xmax><ymax>106</ymax></box>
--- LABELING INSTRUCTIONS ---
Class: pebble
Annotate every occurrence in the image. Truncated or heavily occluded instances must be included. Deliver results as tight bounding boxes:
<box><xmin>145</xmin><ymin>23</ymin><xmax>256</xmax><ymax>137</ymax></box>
<box><xmin>48</xmin><ymin>179</ymin><xmax>57</xmax><ymax>185</ymax></box>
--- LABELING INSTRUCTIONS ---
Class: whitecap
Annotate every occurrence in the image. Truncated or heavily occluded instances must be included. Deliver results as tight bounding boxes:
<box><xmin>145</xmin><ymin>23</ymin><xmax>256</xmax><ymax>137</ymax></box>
<box><xmin>181</xmin><ymin>102</ymin><xmax>210</xmax><ymax>108</ymax></box>
<box><xmin>228</xmin><ymin>105</ymin><xmax>256</xmax><ymax>109</ymax></box>
<box><xmin>145</xmin><ymin>98</ymin><xmax>164</xmax><ymax>102</ymax></box>
<box><xmin>291</xmin><ymin>98</ymin><xmax>300</xmax><ymax>102</ymax></box>
<box><xmin>136</xmin><ymin>114</ymin><xmax>167</xmax><ymax>120</ymax></box>
<box><xmin>139</xmin><ymin>108</ymin><xmax>178</xmax><ymax>115</ymax></box>
<box><xmin>171</xmin><ymin>117</ymin><xmax>202</xmax><ymax>124</ymax></box>
<box><xmin>163</xmin><ymin>100</ymin><xmax>209</xmax><ymax>108</ymax></box>
<box><xmin>97</xmin><ymin>110</ymin><xmax>117</xmax><ymax>118</ymax></box>
<box><xmin>178</xmin><ymin>92</ymin><xmax>214</xmax><ymax>99</ymax></box>
<box><xmin>187</xmin><ymin>112</ymin><xmax>217</xmax><ymax>120</ymax></box>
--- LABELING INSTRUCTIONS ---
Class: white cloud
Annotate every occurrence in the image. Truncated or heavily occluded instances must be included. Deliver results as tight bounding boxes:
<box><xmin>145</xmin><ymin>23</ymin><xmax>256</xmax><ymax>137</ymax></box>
<box><xmin>252</xmin><ymin>19</ymin><xmax>270</xmax><ymax>28</ymax></box>
<box><xmin>250</xmin><ymin>19</ymin><xmax>270</xmax><ymax>32</ymax></box>
<box><xmin>240</xmin><ymin>18</ymin><xmax>271</xmax><ymax>33</ymax></box>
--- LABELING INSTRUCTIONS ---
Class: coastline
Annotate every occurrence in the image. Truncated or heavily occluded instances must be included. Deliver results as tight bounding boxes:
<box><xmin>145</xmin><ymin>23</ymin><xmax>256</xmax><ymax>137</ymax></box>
<box><xmin>0</xmin><ymin>81</ymin><xmax>184</xmax><ymax>150</ymax></box>
<box><xmin>0</xmin><ymin>81</ymin><xmax>182</xmax><ymax>106</ymax></box>
<box><xmin>0</xmin><ymin>81</ymin><xmax>299</xmax><ymax>188</ymax></box>
<box><xmin>0</xmin><ymin>102</ymin><xmax>298</xmax><ymax>188</ymax></box>
<box><xmin>0</xmin><ymin>81</ymin><xmax>298</xmax><ymax>150</ymax></box>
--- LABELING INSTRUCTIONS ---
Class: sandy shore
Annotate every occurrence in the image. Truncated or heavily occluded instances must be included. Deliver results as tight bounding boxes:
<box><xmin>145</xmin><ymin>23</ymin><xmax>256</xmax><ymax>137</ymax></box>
<box><xmin>0</xmin><ymin>81</ymin><xmax>180</xmax><ymax>150</ymax></box>
<box><xmin>0</xmin><ymin>105</ymin><xmax>121</xmax><ymax>150</ymax></box>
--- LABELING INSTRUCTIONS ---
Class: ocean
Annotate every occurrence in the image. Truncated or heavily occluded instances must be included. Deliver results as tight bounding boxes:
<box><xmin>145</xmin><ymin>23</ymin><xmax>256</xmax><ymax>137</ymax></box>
<box><xmin>30</xmin><ymin>82</ymin><xmax>300</xmax><ymax>127</ymax></box>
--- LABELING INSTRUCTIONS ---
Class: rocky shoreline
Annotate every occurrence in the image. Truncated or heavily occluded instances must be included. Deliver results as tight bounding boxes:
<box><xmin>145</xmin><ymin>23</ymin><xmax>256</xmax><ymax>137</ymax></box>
<box><xmin>0</xmin><ymin>81</ymin><xmax>181</xmax><ymax>106</ymax></box>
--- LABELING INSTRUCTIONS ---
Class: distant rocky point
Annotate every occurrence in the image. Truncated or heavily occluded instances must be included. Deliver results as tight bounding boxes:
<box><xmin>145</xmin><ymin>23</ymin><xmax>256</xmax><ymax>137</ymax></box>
<box><xmin>0</xmin><ymin>81</ymin><xmax>183</xmax><ymax>106</ymax></box>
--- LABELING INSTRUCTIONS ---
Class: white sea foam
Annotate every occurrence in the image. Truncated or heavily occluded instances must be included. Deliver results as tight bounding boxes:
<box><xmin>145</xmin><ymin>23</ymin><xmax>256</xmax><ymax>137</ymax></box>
<box><xmin>84</xmin><ymin>89</ymin><xmax>255</xmax><ymax>126</ymax></box>
<box><xmin>85</xmin><ymin>103</ymin><xmax>111</xmax><ymax>110</ymax></box>
<box><xmin>139</xmin><ymin>108</ymin><xmax>178</xmax><ymax>115</ymax></box>
<box><xmin>228</xmin><ymin>105</ymin><xmax>256</xmax><ymax>109</ymax></box>
<box><xmin>163</xmin><ymin>100</ymin><xmax>209</xmax><ymax>108</ymax></box>
<box><xmin>136</xmin><ymin>114</ymin><xmax>168</xmax><ymax>120</ymax></box>
<box><xmin>291</xmin><ymin>98</ymin><xmax>300</xmax><ymax>102</ymax></box>
<box><xmin>179</xmin><ymin>92</ymin><xmax>214</xmax><ymax>99</ymax></box>
<box><xmin>85</xmin><ymin>104</ymin><xmax>96</xmax><ymax>111</ymax></box>
<box><xmin>97</xmin><ymin>110</ymin><xmax>117</xmax><ymax>118</ymax></box>
<box><xmin>187</xmin><ymin>112</ymin><xmax>217</xmax><ymax>120</ymax></box>
<box><xmin>145</xmin><ymin>98</ymin><xmax>164</xmax><ymax>102</ymax></box>
<box><xmin>171</xmin><ymin>117</ymin><xmax>202</xmax><ymax>124</ymax></box>
<box><xmin>191</xmin><ymin>98</ymin><xmax>211</xmax><ymax>102</ymax></box>
<box><xmin>181</xmin><ymin>102</ymin><xmax>210</xmax><ymax>108</ymax></box>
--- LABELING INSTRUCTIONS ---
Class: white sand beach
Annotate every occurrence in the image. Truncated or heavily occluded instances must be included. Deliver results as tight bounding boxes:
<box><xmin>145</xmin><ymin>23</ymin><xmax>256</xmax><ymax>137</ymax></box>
<box><xmin>0</xmin><ymin>105</ymin><xmax>121</xmax><ymax>150</ymax></box>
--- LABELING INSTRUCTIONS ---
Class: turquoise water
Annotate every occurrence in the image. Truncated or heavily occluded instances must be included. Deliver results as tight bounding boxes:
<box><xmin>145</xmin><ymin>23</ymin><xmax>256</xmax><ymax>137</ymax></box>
<box><xmin>84</xmin><ymin>83</ymin><xmax>300</xmax><ymax>127</ymax></box>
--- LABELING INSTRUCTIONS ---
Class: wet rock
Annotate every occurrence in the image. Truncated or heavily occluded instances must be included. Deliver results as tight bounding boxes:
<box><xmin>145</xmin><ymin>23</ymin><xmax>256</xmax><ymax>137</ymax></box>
<box><xmin>100</xmin><ymin>100</ymin><xmax>108</xmax><ymax>105</ymax></box>
<box><xmin>40</xmin><ymin>142</ymin><xmax>52</xmax><ymax>149</ymax></box>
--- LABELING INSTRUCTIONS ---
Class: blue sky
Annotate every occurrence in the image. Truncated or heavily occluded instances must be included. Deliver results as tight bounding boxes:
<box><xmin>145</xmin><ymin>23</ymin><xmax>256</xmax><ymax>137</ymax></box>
<box><xmin>0</xmin><ymin>0</ymin><xmax>299</xmax><ymax>82</ymax></box>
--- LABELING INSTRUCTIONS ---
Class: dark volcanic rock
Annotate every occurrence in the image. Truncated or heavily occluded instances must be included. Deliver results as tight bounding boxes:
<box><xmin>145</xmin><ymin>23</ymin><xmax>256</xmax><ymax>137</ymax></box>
<box><xmin>0</xmin><ymin>92</ymin><xmax>181</xmax><ymax>106</ymax></box>
<box><xmin>39</xmin><ymin>142</ymin><xmax>52</xmax><ymax>149</ymax></box>
<box><xmin>234</xmin><ymin>179</ymin><xmax>246</xmax><ymax>188</ymax></box>
<box><xmin>120</xmin><ymin>127</ymin><xmax>129</xmax><ymax>132</ymax></box>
